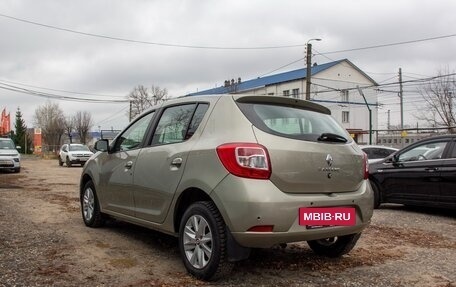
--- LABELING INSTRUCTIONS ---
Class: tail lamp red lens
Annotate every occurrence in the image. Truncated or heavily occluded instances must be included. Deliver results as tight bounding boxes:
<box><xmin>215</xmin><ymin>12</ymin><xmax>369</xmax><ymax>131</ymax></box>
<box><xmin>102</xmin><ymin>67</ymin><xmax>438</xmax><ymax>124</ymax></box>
<box><xmin>216</xmin><ymin>143</ymin><xmax>271</xmax><ymax>179</ymax></box>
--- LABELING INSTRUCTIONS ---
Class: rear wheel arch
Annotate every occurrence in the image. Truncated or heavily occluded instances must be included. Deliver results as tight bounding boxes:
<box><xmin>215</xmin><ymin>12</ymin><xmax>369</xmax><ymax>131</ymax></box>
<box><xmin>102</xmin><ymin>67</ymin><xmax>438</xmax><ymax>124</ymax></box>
<box><xmin>174</xmin><ymin>188</ymin><xmax>213</xmax><ymax>233</ymax></box>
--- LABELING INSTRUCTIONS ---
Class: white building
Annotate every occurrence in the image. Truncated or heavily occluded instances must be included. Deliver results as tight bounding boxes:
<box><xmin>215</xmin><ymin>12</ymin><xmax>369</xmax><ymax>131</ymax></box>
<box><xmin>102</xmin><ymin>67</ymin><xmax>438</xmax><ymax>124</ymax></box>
<box><xmin>188</xmin><ymin>59</ymin><xmax>378</xmax><ymax>144</ymax></box>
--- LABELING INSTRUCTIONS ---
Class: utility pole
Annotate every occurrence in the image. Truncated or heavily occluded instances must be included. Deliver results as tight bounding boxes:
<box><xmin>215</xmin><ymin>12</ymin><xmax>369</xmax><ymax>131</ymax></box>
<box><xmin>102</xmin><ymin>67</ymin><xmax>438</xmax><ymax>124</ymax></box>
<box><xmin>357</xmin><ymin>86</ymin><xmax>372</xmax><ymax>145</ymax></box>
<box><xmin>305</xmin><ymin>38</ymin><xmax>321</xmax><ymax>100</ymax></box>
<box><xmin>387</xmin><ymin>109</ymin><xmax>391</xmax><ymax>130</ymax></box>
<box><xmin>305</xmin><ymin>43</ymin><xmax>312</xmax><ymax>100</ymax></box>
<box><xmin>129</xmin><ymin>101</ymin><xmax>132</xmax><ymax>122</ymax></box>
<box><xmin>399</xmin><ymin>68</ymin><xmax>404</xmax><ymax>130</ymax></box>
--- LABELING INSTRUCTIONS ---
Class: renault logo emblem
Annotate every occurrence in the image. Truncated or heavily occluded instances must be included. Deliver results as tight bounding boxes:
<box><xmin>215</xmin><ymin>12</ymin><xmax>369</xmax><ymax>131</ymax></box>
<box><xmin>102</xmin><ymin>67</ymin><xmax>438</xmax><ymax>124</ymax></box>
<box><xmin>326</xmin><ymin>154</ymin><xmax>333</xmax><ymax>166</ymax></box>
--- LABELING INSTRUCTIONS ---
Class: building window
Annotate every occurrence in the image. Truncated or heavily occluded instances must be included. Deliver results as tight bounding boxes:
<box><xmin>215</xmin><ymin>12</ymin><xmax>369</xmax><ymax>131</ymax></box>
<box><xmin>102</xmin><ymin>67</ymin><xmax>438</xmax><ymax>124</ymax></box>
<box><xmin>341</xmin><ymin>90</ymin><xmax>349</xmax><ymax>102</ymax></box>
<box><xmin>292</xmin><ymin>88</ymin><xmax>299</xmax><ymax>98</ymax></box>
<box><xmin>342</xmin><ymin>111</ymin><xmax>349</xmax><ymax>123</ymax></box>
<box><xmin>283</xmin><ymin>90</ymin><xmax>290</xmax><ymax>97</ymax></box>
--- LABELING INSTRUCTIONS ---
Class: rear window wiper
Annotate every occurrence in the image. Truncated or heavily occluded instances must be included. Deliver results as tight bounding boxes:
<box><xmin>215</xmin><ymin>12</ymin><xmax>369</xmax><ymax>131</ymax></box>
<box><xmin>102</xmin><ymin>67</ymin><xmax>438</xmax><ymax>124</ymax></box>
<box><xmin>317</xmin><ymin>133</ymin><xmax>348</xmax><ymax>143</ymax></box>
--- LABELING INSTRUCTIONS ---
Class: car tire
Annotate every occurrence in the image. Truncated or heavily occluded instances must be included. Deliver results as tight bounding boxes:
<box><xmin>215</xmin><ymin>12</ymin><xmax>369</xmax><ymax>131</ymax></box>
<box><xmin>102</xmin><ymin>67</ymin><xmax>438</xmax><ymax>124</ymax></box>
<box><xmin>66</xmin><ymin>157</ymin><xmax>72</xmax><ymax>167</ymax></box>
<box><xmin>81</xmin><ymin>180</ymin><xmax>105</xmax><ymax>227</ymax></box>
<box><xmin>58</xmin><ymin>157</ymin><xmax>63</xmax><ymax>166</ymax></box>
<box><xmin>178</xmin><ymin>201</ymin><xmax>233</xmax><ymax>281</ymax></box>
<box><xmin>14</xmin><ymin>167</ymin><xmax>20</xmax><ymax>173</ymax></box>
<box><xmin>370</xmin><ymin>181</ymin><xmax>381</xmax><ymax>209</ymax></box>
<box><xmin>307</xmin><ymin>233</ymin><xmax>361</xmax><ymax>258</ymax></box>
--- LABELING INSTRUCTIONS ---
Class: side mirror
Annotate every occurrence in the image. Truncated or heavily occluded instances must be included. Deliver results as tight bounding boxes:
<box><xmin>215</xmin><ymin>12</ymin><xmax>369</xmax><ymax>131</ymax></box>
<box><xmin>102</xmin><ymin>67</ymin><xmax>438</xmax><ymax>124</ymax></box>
<box><xmin>94</xmin><ymin>139</ymin><xmax>109</xmax><ymax>152</ymax></box>
<box><xmin>391</xmin><ymin>154</ymin><xmax>400</xmax><ymax>165</ymax></box>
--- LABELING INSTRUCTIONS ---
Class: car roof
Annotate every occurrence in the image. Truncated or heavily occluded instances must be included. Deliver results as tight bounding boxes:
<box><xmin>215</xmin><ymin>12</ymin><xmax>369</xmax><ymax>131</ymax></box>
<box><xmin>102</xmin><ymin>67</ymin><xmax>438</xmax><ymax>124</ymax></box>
<box><xmin>359</xmin><ymin>145</ymin><xmax>398</xmax><ymax>150</ymax></box>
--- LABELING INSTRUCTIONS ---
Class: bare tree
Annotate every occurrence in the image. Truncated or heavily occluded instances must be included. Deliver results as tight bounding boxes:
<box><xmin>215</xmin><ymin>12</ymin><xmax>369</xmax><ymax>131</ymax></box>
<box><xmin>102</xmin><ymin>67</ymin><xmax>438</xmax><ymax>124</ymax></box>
<box><xmin>34</xmin><ymin>101</ymin><xmax>65</xmax><ymax>152</ymax></box>
<box><xmin>73</xmin><ymin>111</ymin><xmax>93</xmax><ymax>144</ymax></box>
<box><xmin>127</xmin><ymin>85</ymin><xmax>168</xmax><ymax>120</ymax></box>
<box><xmin>418</xmin><ymin>69</ymin><xmax>456</xmax><ymax>132</ymax></box>
<box><xmin>64</xmin><ymin>117</ymin><xmax>75</xmax><ymax>143</ymax></box>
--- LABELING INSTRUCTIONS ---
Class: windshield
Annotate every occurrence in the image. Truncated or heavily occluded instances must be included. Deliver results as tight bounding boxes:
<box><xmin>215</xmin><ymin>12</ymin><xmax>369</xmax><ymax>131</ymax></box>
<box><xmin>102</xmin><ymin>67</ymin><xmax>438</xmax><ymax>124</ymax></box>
<box><xmin>0</xmin><ymin>139</ymin><xmax>15</xmax><ymax>149</ymax></box>
<box><xmin>69</xmin><ymin>145</ymin><xmax>90</xmax><ymax>152</ymax></box>
<box><xmin>237</xmin><ymin>103</ymin><xmax>351</xmax><ymax>143</ymax></box>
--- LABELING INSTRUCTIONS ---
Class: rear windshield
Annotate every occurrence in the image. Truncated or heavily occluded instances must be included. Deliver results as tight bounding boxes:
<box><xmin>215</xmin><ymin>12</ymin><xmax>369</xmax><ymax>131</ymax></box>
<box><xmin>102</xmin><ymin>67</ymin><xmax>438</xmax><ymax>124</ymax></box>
<box><xmin>237</xmin><ymin>102</ymin><xmax>351</xmax><ymax>143</ymax></box>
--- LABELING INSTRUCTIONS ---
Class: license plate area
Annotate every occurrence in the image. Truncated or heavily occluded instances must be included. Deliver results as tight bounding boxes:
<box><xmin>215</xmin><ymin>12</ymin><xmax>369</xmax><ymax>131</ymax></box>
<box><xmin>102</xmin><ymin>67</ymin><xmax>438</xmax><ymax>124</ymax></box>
<box><xmin>299</xmin><ymin>207</ymin><xmax>356</xmax><ymax>227</ymax></box>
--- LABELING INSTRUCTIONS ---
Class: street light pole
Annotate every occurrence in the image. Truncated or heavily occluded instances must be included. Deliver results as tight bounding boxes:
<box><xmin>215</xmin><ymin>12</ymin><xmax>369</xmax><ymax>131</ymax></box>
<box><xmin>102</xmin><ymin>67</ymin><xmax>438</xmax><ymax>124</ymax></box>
<box><xmin>305</xmin><ymin>38</ymin><xmax>321</xmax><ymax>100</ymax></box>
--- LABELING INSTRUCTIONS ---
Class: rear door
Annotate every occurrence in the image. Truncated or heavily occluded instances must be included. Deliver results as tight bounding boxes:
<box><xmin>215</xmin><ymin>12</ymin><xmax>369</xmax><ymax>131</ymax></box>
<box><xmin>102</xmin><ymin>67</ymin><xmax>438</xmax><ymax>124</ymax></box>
<box><xmin>132</xmin><ymin>103</ymin><xmax>209</xmax><ymax>223</ymax></box>
<box><xmin>98</xmin><ymin>111</ymin><xmax>155</xmax><ymax>216</ymax></box>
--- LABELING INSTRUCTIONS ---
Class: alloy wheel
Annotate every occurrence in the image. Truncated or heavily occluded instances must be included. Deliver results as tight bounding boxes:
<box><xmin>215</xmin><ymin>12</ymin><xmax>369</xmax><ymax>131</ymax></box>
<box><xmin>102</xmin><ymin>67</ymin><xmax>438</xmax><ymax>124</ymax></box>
<box><xmin>183</xmin><ymin>215</ymin><xmax>213</xmax><ymax>269</ymax></box>
<box><xmin>82</xmin><ymin>187</ymin><xmax>95</xmax><ymax>221</ymax></box>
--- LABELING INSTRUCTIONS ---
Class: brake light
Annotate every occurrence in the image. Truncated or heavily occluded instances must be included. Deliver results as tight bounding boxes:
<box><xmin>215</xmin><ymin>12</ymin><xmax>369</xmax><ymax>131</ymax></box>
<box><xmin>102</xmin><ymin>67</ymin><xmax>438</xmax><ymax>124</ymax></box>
<box><xmin>216</xmin><ymin>143</ymin><xmax>271</xmax><ymax>179</ymax></box>
<box><xmin>363</xmin><ymin>152</ymin><xmax>369</xmax><ymax>180</ymax></box>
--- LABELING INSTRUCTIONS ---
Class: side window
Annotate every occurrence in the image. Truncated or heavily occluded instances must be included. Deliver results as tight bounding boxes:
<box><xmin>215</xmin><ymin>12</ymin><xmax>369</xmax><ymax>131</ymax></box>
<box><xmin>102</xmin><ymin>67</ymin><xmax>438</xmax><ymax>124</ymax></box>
<box><xmin>185</xmin><ymin>104</ymin><xmax>209</xmax><ymax>140</ymax></box>
<box><xmin>152</xmin><ymin>104</ymin><xmax>196</xmax><ymax>145</ymax></box>
<box><xmin>398</xmin><ymin>141</ymin><xmax>448</xmax><ymax>162</ymax></box>
<box><xmin>113</xmin><ymin>112</ymin><xmax>155</xmax><ymax>152</ymax></box>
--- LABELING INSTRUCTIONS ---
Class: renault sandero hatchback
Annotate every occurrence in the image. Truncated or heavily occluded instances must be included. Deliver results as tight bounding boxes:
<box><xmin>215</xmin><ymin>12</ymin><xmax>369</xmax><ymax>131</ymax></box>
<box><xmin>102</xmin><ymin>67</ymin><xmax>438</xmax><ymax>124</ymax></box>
<box><xmin>80</xmin><ymin>94</ymin><xmax>373</xmax><ymax>280</ymax></box>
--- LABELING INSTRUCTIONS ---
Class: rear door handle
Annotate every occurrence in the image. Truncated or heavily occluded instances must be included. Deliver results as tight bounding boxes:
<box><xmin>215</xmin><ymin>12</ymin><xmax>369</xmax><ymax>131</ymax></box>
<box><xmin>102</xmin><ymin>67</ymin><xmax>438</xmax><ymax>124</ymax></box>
<box><xmin>425</xmin><ymin>167</ymin><xmax>438</xmax><ymax>172</ymax></box>
<box><xmin>125</xmin><ymin>161</ymin><xmax>133</xmax><ymax>169</ymax></box>
<box><xmin>171</xmin><ymin>157</ymin><xmax>183</xmax><ymax>167</ymax></box>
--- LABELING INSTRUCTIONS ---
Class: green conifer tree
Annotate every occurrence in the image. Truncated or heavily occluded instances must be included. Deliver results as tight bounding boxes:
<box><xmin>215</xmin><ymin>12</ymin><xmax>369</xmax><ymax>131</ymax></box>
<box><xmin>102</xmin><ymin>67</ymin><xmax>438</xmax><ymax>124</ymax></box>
<box><xmin>14</xmin><ymin>107</ymin><xmax>32</xmax><ymax>154</ymax></box>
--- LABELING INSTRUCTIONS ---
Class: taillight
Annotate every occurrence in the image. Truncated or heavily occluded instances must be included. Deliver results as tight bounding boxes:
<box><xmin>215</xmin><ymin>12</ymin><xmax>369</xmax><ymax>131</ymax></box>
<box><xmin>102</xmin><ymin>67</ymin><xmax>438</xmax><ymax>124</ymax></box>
<box><xmin>363</xmin><ymin>152</ymin><xmax>369</xmax><ymax>180</ymax></box>
<box><xmin>216</xmin><ymin>143</ymin><xmax>271</xmax><ymax>179</ymax></box>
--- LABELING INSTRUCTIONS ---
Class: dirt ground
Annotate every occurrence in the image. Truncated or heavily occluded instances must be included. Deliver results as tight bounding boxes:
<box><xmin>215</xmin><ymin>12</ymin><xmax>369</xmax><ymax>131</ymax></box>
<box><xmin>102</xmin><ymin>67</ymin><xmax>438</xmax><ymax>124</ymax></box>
<box><xmin>0</xmin><ymin>157</ymin><xmax>455</xmax><ymax>287</ymax></box>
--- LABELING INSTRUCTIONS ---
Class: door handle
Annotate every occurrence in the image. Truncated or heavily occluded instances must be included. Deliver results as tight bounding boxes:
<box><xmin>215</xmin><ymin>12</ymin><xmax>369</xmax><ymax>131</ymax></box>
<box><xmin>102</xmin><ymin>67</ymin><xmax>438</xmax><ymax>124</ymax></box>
<box><xmin>171</xmin><ymin>157</ymin><xmax>183</xmax><ymax>167</ymax></box>
<box><xmin>125</xmin><ymin>161</ymin><xmax>133</xmax><ymax>169</ymax></box>
<box><xmin>425</xmin><ymin>167</ymin><xmax>438</xmax><ymax>172</ymax></box>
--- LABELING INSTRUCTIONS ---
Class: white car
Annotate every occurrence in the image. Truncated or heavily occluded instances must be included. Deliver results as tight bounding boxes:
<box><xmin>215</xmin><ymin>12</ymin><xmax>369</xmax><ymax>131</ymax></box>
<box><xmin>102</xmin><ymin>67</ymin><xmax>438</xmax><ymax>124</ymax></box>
<box><xmin>59</xmin><ymin>143</ymin><xmax>94</xmax><ymax>167</ymax></box>
<box><xmin>360</xmin><ymin>145</ymin><xmax>398</xmax><ymax>164</ymax></box>
<box><xmin>0</xmin><ymin>137</ymin><xmax>21</xmax><ymax>173</ymax></box>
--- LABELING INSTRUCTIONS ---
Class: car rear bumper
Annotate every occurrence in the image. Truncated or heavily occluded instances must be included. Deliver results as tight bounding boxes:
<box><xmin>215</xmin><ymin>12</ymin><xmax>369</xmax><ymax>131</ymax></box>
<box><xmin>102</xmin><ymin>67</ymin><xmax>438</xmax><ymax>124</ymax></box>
<box><xmin>211</xmin><ymin>175</ymin><xmax>373</xmax><ymax>248</ymax></box>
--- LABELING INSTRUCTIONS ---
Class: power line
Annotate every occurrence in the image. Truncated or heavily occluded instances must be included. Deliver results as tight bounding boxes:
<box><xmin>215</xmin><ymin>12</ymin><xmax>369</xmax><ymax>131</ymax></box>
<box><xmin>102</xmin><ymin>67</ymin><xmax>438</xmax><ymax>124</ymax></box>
<box><xmin>3</xmin><ymin>12</ymin><xmax>454</xmax><ymax>53</ymax></box>
<box><xmin>320</xmin><ymin>33</ymin><xmax>456</xmax><ymax>55</ymax></box>
<box><xmin>0</xmin><ymin>82</ymin><xmax>128</xmax><ymax>103</ymax></box>
<box><xmin>0</xmin><ymin>78</ymin><xmax>124</xmax><ymax>98</ymax></box>
<box><xmin>0</xmin><ymin>13</ymin><xmax>306</xmax><ymax>50</ymax></box>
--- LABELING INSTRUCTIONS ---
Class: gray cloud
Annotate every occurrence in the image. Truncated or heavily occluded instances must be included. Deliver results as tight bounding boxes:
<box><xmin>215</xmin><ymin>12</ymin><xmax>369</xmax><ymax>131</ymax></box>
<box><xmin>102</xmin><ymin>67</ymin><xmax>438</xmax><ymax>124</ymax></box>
<box><xmin>1</xmin><ymin>0</ymin><xmax>455</xmax><ymax>130</ymax></box>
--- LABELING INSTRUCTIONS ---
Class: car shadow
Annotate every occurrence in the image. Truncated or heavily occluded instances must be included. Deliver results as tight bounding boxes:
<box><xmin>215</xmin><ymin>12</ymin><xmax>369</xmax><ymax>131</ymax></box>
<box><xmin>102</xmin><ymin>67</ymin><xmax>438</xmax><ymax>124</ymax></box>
<box><xmin>379</xmin><ymin>204</ymin><xmax>455</xmax><ymax>218</ymax></box>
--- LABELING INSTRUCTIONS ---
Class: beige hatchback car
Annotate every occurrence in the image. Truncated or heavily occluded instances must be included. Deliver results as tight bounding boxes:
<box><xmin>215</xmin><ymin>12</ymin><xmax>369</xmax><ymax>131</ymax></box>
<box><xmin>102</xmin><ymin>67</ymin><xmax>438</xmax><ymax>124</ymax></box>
<box><xmin>80</xmin><ymin>94</ymin><xmax>373</xmax><ymax>280</ymax></box>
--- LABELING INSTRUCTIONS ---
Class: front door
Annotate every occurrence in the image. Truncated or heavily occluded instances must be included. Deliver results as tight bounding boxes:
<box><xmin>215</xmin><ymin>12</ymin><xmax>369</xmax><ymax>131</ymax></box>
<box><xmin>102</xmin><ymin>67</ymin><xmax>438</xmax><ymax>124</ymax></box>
<box><xmin>99</xmin><ymin>111</ymin><xmax>155</xmax><ymax>216</ymax></box>
<box><xmin>380</xmin><ymin>139</ymin><xmax>448</xmax><ymax>204</ymax></box>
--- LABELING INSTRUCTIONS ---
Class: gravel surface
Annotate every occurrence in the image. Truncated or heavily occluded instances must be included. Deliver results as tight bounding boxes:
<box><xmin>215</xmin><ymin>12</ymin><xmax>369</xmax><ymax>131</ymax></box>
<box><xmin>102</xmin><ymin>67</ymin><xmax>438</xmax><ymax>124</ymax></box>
<box><xmin>0</xmin><ymin>157</ymin><xmax>455</xmax><ymax>286</ymax></box>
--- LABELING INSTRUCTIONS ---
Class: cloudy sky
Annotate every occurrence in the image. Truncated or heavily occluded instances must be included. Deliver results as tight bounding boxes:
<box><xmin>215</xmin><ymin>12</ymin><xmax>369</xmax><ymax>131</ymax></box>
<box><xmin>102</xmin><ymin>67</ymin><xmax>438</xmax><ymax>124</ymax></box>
<box><xmin>1</xmin><ymin>0</ymin><xmax>455</xmax><ymax>131</ymax></box>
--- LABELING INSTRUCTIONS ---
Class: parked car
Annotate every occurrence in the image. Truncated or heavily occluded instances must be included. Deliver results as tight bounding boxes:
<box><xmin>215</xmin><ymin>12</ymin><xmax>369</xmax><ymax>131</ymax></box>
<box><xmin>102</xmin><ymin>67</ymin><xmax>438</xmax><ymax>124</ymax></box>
<box><xmin>59</xmin><ymin>143</ymin><xmax>94</xmax><ymax>167</ymax></box>
<box><xmin>360</xmin><ymin>145</ymin><xmax>398</xmax><ymax>164</ymax></box>
<box><xmin>369</xmin><ymin>135</ymin><xmax>456</xmax><ymax>209</ymax></box>
<box><xmin>80</xmin><ymin>95</ymin><xmax>373</xmax><ymax>280</ymax></box>
<box><xmin>0</xmin><ymin>137</ymin><xmax>21</xmax><ymax>173</ymax></box>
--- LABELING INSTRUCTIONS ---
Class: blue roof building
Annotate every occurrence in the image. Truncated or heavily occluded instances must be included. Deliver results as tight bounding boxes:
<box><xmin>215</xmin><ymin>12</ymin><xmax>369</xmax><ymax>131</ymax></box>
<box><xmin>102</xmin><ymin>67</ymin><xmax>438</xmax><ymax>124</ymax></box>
<box><xmin>188</xmin><ymin>59</ymin><xmax>379</xmax><ymax>144</ymax></box>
